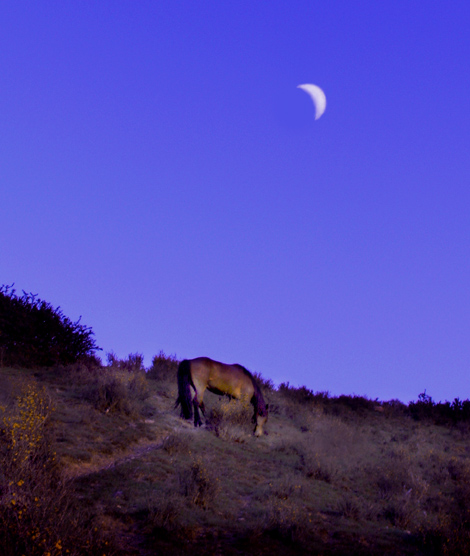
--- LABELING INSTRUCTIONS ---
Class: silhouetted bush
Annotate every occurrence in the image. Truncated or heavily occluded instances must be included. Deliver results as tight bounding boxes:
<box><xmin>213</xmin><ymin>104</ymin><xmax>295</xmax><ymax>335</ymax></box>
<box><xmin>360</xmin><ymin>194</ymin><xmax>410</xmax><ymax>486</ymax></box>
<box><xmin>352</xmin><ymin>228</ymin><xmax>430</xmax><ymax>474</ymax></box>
<box><xmin>0</xmin><ymin>285</ymin><xmax>100</xmax><ymax>368</ymax></box>
<box><xmin>278</xmin><ymin>382</ymin><xmax>316</xmax><ymax>404</ymax></box>
<box><xmin>147</xmin><ymin>351</ymin><xmax>179</xmax><ymax>381</ymax></box>
<box><xmin>252</xmin><ymin>372</ymin><xmax>275</xmax><ymax>392</ymax></box>
<box><xmin>106</xmin><ymin>351</ymin><xmax>145</xmax><ymax>372</ymax></box>
<box><xmin>335</xmin><ymin>394</ymin><xmax>377</xmax><ymax>413</ymax></box>
<box><xmin>409</xmin><ymin>391</ymin><xmax>470</xmax><ymax>425</ymax></box>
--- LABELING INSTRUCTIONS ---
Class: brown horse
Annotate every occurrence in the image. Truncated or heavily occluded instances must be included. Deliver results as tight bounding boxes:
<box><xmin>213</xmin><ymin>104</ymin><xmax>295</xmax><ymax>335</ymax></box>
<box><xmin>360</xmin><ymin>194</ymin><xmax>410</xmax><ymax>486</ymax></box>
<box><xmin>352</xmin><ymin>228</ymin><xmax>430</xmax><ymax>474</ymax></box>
<box><xmin>175</xmin><ymin>357</ymin><xmax>268</xmax><ymax>436</ymax></box>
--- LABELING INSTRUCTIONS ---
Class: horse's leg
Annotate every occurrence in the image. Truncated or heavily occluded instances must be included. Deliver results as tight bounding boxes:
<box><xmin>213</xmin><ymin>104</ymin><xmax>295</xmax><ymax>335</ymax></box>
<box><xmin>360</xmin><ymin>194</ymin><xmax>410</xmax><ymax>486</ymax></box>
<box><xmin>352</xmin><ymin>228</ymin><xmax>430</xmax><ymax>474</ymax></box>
<box><xmin>193</xmin><ymin>395</ymin><xmax>203</xmax><ymax>427</ymax></box>
<box><xmin>194</xmin><ymin>395</ymin><xmax>206</xmax><ymax>425</ymax></box>
<box><xmin>191</xmin><ymin>378</ymin><xmax>207</xmax><ymax>427</ymax></box>
<box><xmin>251</xmin><ymin>396</ymin><xmax>258</xmax><ymax>424</ymax></box>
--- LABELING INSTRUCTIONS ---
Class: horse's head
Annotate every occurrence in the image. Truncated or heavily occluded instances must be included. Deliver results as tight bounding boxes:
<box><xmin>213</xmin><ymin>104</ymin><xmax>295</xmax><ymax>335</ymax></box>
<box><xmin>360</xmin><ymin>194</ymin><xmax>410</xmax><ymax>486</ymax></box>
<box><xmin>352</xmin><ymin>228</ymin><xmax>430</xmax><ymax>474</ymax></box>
<box><xmin>253</xmin><ymin>404</ymin><xmax>269</xmax><ymax>437</ymax></box>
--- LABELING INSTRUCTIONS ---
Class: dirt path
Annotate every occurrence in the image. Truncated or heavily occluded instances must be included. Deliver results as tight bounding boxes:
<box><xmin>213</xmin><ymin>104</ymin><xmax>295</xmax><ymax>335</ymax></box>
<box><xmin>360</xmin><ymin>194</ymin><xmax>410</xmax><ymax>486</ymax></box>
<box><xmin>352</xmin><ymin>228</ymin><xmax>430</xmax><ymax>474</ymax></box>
<box><xmin>63</xmin><ymin>436</ymin><xmax>167</xmax><ymax>478</ymax></box>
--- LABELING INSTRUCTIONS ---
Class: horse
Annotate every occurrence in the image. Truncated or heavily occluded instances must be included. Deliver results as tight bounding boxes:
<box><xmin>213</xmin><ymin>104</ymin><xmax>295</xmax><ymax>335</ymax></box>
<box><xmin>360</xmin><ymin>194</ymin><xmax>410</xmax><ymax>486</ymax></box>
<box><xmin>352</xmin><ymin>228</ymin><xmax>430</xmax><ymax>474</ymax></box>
<box><xmin>175</xmin><ymin>357</ymin><xmax>268</xmax><ymax>436</ymax></box>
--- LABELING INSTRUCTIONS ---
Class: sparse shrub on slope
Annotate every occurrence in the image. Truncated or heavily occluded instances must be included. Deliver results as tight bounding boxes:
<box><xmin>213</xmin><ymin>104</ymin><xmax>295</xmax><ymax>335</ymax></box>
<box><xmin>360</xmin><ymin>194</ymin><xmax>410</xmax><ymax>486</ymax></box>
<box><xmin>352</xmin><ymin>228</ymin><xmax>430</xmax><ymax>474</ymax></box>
<box><xmin>275</xmin><ymin>383</ymin><xmax>379</xmax><ymax>421</ymax></box>
<box><xmin>177</xmin><ymin>453</ymin><xmax>220</xmax><ymax>509</ymax></box>
<box><xmin>278</xmin><ymin>382</ymin><xmax>316</xmax><ymax>405</ymax></box>
<box><xmin>0</xmin><ymin>284</ymin><xmax>100</xmax><ymax>368</ymax></box>
<box><xmin>106</xmin><ymin>351</ymin><xmax>145</xmax><ymax>372</ymax></box>
<box><xmin>75</xmin><ymin>364</ymin><xmax>150</xmax><ymax>417</ymax></box>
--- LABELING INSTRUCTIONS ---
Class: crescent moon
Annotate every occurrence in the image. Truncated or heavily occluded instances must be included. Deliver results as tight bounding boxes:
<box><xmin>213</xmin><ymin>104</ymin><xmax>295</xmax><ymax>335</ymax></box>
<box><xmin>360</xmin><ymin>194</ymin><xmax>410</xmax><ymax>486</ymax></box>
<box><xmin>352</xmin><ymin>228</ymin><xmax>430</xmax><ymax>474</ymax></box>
<box><xmin>297</xmin><ymin>84</ymin><xmax>326</xmax><ymax>120</ymax></box>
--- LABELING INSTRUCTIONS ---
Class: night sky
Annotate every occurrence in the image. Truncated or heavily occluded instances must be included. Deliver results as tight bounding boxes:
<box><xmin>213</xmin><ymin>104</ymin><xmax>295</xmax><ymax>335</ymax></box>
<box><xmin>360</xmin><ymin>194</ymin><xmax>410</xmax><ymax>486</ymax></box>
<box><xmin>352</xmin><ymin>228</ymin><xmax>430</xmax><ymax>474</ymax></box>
<box><xmin>2</xmin><ymin>2</ymin><xmax>470</xmax><ymax>402</ymax></box>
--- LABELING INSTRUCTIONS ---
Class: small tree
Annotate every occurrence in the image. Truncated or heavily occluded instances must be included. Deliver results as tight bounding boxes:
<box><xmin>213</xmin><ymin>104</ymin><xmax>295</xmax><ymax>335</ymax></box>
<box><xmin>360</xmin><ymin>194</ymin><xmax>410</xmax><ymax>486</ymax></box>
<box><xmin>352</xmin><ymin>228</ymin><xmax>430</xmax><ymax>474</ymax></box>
<box><xmin>0</xmin><ymin>284</ymin><xmax>101</xmax><ymax>368</ymax></box>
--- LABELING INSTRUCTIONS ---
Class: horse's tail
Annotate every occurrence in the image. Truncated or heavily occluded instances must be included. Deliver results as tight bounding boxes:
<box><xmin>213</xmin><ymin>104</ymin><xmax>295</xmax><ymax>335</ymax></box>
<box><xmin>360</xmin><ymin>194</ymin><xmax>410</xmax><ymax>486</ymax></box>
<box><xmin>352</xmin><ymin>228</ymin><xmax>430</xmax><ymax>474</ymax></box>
<box><xmin>175</xmin><ymin>359</ymin><xmax>193</xmax><ymax>420</ymax></box>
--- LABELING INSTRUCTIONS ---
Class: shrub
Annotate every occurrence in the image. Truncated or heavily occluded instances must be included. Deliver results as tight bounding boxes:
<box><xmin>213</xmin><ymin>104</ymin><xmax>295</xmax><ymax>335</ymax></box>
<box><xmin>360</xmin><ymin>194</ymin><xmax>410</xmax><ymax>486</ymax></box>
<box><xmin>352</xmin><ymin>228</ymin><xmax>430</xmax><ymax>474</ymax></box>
<box><xmin>252</xmin><ymin>372</ymin><xmax>275</xmax><ymax>392</ymax></box>
<box><xmin>106</xmin><ymin>351</ymin><xmax>145</xmax><ymax>373</ymax></box>
<box><xmin>336</xmin><ymin>494</ymin><xmax>361</xmax><ymax>519</ymax></box>
<box><xmin>178</xmin><ymin>454</ymin><xmax>220</xmax><ymax>509</ymax></box>
<box><xmin>409</xmin><ymin>391</ymin><xmax>470</xmax><ymax>425</ymax></box>
<box><xmin>264</xmin><ymin>497</ymin><xmax>312</xmax><ymax>544</ymax></box>
<box><xmin>206</xmin><ymin>395</ymin><xmax>253</xmax><ymax>441</ymax></box>
<box><xmin>147</xmin><ymin>351</ymin><xmax>179</xmax><ymax>381</ymax></box>
<box><xmin>0</xmin><ymin>284</ymin><xmax>100</xmax><ymax>368</ymax></box>
<box><xmin>74</xmin><ymin>366</ymin><xmax>150</xmax><ymax>417</ymax></box>
<box><xmin>278</xmin><ymin>382</ymin><xmax>316</xmax><ymax>405</ymax></box>
<box><xmin>0</xmin><ymin>382</ymin><xmax>113</xmax><ymax>555</ymax></box>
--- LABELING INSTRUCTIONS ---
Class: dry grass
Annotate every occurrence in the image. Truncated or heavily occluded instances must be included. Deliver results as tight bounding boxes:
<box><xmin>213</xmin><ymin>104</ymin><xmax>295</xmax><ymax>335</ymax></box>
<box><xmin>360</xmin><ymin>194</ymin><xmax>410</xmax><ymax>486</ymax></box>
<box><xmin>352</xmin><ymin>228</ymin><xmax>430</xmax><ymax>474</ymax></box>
<box><xmin>205</xmin><ymin>394</ymin><xmax>254</xmax><ymax>442</ymax></box>
<box><xmin>2</xmin><ymin>358</ymin><xmax>470</xmax><ymax>555</ymax></box>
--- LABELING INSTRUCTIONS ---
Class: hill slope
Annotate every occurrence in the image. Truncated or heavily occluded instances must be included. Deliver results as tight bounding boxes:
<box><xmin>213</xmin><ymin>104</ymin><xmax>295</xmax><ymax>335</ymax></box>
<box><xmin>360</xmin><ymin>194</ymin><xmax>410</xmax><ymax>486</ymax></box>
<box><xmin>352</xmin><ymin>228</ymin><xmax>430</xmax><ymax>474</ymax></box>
<box><xmin>1</xmin><ymin>359</ymin><xmax>470</xmax><ymax>555</ymax></box>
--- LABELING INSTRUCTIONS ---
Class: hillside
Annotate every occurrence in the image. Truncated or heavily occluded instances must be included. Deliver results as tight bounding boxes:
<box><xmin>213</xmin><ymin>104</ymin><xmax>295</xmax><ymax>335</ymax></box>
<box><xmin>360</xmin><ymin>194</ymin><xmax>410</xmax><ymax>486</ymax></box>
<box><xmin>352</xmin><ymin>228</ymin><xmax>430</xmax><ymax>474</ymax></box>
<box><xmin>1</xmin><ymin>355</ymin><xmax>470</xmax><ymax>555</ymax></box>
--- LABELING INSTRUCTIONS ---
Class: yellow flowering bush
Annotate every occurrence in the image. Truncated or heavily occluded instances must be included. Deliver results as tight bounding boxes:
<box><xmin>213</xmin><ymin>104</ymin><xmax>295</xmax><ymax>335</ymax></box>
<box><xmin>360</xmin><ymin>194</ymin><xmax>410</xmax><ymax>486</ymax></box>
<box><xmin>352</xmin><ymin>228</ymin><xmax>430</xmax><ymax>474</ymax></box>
<box><xmin>0</xmin><ymin>382</ymin><xmax>112</xmax><ymax>555</ymax></box>
<box><xmin>2</xmin><ymin>383</ymin><xmax>53</xmax><ymax>467</ymax></box>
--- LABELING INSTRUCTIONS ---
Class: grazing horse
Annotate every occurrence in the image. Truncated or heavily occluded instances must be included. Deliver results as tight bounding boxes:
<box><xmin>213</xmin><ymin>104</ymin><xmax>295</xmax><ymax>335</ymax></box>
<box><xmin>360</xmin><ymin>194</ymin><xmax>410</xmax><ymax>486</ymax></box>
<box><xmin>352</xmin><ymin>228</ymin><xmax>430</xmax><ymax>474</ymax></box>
<box><xmin>175</xmin><ymin>357</ymin><xmax>268</xmax><ymax>436</ymax></box>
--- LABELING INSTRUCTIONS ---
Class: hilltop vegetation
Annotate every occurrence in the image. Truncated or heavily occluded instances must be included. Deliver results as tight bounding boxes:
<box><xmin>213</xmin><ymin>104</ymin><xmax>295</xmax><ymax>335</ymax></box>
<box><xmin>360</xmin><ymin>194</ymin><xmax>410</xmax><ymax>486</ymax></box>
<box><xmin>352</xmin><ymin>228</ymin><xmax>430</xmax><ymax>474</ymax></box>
<box><xmin>0</xmin><ymin>284</ymin><xmax>100</xmax><ymax>368</ymax></box>
<box><xmin>1</xmin><ymin>353</ymin><xmax>470</xmax><ymax>555</ymax></box>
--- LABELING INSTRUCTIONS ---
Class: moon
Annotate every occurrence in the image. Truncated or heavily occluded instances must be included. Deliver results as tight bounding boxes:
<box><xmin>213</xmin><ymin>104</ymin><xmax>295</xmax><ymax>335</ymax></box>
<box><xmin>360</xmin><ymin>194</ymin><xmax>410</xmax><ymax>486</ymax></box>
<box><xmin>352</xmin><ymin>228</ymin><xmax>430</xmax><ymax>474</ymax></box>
<box><xmin>297</xmin><ymin>84</ymin><xmax>326</xmax><ymax>120</ymax></box>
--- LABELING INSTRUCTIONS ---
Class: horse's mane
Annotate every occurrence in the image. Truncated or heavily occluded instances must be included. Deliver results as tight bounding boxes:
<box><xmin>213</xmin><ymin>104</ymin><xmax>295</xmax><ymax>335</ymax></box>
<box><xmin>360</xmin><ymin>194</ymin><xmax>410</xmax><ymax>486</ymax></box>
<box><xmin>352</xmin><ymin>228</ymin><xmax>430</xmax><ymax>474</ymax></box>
<box><xmin>234</xmin><ymin>364</ymin><xmax>268</xmax><ymax>417</ymax></box>
<box><xmin>234</xmin><ymin>363</ymin><xmax>252</xmax><ymax>376</ymax></box>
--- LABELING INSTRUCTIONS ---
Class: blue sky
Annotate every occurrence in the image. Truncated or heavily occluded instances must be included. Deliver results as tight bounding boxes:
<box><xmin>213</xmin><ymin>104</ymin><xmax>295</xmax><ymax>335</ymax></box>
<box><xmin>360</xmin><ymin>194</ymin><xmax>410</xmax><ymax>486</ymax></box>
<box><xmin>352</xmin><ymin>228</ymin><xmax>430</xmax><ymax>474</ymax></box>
<box><xmin>1</xmin><ymin>1</ymin><xmax>469</xmax><ymax>402</ymax></box>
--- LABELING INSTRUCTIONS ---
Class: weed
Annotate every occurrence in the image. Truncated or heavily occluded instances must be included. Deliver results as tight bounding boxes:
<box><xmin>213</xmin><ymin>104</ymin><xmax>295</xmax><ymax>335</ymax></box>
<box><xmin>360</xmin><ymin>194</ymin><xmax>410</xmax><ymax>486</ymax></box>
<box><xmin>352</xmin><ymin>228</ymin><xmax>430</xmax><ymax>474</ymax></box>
<box><xmin>336</xmin><ymin>495</ymin><xmax>361</xmax><ymax>520</ymax></box>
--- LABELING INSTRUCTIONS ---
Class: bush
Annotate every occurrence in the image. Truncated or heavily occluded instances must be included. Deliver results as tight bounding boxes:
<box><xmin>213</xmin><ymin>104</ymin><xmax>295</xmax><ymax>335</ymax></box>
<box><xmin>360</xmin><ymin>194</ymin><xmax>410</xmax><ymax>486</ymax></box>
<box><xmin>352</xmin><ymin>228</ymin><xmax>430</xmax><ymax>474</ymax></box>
<box><xmin>252</xmin><ymin>372</ymin><xmax>275</xmax><ymax>392</ymax></box>
<box><xmin>106</xmin><ymin>351</ymin><xmax>145</xmax><ymax>372</ymax></box>
<box><xmin>278</xmin><ymin>382</ymin><xmax>316</xmax><ymax>405</ymax></box>
<box><xmin>0</xmin><ymin>285</ymin><xmax>100</xmax><ymax>368</ymax></box>
<box><xmin>409</xmin><ymin>391</ymin><xmax>470</xmax><ymax>425</ymax></box>
<box><xmin>78</xmin><ymin>367</ymin><xmax>150</xmax><ymax>416</ymax></box>
<box><xmin>177</xmin><ymin>454</ymin><xmax>220</xmax><ymax>509</ymax></box>
<box><xmin>147</xmin><ymin>351</ymin><xmax>179</xmax><ymax>381</ymax></box>
<box><xmin>0</xmin><ymin>382</ymin><xmax>114</xmax><ymax>555</ymax></box>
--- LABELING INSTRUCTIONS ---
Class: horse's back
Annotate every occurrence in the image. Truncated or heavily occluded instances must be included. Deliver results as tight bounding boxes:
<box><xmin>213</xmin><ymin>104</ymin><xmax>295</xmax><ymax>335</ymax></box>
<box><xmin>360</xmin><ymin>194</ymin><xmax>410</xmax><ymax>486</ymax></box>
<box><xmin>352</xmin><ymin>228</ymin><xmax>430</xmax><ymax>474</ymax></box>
<box><xmin>188</xmin><ymin>357</ymin><xmax>216</xmax><ymax>380</ymax></box>
<box><xmin>189</xmin><ymin>357</ymin><xmax>254</xmax><ymax>399</ymax></box>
